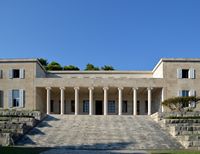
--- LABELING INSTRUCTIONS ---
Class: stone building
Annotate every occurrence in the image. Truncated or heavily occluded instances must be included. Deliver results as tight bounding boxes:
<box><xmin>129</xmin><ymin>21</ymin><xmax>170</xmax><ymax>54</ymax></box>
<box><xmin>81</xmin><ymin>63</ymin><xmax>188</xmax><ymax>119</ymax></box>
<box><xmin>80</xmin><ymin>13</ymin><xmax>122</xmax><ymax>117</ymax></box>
<box><xmin>0</xmin><ymin>58</ymin><xmax>199</xmax><ymax>115</ymax></box>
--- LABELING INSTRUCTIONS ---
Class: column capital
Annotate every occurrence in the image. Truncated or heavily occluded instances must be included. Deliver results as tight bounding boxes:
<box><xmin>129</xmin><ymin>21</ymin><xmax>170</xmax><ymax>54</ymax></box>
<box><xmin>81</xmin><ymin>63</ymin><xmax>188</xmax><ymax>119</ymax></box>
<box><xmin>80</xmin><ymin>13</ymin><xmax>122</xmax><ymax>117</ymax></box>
<box><xmin>46</xmin><ymin>87</ymin><xmax>51</xmax><ymax>90</ymax></box>
<box><xmin>118</xmin><ymin>87</ymin><xmax>124</xmax><ymax>91</ymax></box>
<box><xmin>147</xmin><ymin>87</ymin><xmax>153</xmax><ymax>91</ymax></box>
<box><xmin>132</xmin><ymin>87</ymin><xmax>138</xmax><ymax>91</ymax></box>
<box><xmin>74</xmin><ymin>87</ymin><xmax>79</xmax><ymax>90</ymax></box>
<box><xmin>103</xmin><ymin>87</ymin><xmax>109</xmax><ymax>91</ymax></box>
<box><xmin>60</xmin><ymin>87</ymin><xmax>65</xmax><ymax>90</ymax></box>
<box><xmin>88</xmin><ymin>87</ymin><xmax>94</xmax><ymax>91</ymax></box>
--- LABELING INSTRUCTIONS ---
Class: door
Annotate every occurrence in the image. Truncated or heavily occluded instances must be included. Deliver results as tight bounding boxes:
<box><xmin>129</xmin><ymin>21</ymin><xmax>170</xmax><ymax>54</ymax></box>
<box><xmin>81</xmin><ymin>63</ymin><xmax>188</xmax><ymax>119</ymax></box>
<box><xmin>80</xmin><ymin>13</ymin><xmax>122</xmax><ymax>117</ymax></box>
<box><xmin>96</xmin><ymin>101</ymin><xmax>103</xmax><ymax>115</ymax></box>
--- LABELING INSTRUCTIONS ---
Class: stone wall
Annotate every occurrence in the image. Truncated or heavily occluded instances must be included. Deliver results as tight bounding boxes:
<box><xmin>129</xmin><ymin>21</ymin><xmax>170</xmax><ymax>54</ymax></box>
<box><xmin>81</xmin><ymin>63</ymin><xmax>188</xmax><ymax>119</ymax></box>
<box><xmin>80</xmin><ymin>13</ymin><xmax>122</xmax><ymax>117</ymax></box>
<box><xmin>152</xmin><ymin>111</ymin><xmax>200</xmax><ymax>150</ymax></box>
<box><xmin>0</xmin><ymin>110</ymin><xmax>45</xmax><ymax>146</ymax></box>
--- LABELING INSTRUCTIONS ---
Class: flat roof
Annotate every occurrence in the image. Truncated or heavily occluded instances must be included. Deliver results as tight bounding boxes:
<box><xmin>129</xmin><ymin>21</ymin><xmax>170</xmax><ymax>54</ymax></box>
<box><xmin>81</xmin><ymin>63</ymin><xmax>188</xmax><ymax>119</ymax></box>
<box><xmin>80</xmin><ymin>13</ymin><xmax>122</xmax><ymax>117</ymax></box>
<box><xmin>0</xmin><ymin>58</ymin><xmax>200</xmax><ymax>73</ymax></box>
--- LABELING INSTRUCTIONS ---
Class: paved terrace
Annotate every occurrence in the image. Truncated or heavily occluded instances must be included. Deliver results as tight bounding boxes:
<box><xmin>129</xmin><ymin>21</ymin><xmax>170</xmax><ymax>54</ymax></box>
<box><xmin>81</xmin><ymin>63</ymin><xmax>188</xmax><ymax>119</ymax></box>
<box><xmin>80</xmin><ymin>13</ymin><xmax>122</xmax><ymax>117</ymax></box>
<box><xmin>17</xmin><ymin>115</ymin><xmax>182</xmax><ymax>150</ymax></box>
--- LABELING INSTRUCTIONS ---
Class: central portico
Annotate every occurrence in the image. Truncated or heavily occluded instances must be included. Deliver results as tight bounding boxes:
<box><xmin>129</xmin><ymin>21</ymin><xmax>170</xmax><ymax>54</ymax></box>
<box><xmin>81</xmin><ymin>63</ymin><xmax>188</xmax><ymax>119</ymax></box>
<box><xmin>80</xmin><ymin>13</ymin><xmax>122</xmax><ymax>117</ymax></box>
<box><xmin>43</xmin><ymin>86</ymin><xmax>163</xmax><ymax>116</ymax></box>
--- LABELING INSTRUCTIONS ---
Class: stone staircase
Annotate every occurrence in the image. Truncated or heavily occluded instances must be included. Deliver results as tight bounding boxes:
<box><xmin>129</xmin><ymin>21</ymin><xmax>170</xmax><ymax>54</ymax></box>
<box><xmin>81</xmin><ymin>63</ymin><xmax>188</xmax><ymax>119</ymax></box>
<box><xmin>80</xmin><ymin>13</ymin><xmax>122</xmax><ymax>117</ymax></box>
<box><xmin>17</xmin><ymin>115</ymin><xmax>182</xmax><ymax>150</ymax></box>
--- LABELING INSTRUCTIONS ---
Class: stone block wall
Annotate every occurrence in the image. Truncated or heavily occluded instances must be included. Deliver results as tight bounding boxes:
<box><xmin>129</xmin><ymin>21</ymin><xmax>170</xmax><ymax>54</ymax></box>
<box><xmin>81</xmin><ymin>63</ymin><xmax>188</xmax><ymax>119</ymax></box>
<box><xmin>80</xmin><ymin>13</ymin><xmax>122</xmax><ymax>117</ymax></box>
<box><xmin>152</xmin><ymin>111</ymin><xmax>200</xmax><ymax>150</ymax></box>
<box><xmin>0</xmin><ymin>110</ymin><xmax>45</xmax><ymax>146</ymax></box>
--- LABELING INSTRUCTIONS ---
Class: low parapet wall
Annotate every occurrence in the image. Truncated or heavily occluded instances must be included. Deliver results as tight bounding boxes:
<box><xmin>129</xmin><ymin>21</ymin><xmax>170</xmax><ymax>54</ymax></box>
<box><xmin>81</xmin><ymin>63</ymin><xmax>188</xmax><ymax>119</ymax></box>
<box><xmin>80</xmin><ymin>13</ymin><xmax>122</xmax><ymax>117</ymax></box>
<box><xmin>152</xmin><ymin>112</ymin><xmax>200</xmax><ymax>150</ymax></box>
<box><xmin>0</xmin><ymin>110</ymin><xmax>46</xmax><ymax>146</ymax></box>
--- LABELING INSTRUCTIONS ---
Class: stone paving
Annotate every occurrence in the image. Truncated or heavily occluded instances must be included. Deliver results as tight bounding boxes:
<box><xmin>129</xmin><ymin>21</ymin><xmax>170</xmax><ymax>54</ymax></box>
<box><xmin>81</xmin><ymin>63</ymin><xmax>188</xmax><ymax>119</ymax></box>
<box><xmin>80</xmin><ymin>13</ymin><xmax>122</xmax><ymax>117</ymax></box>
<box><xmin>17</xmin><ymin>115</ymin><xmax>183</xmax><ymax>150</ymax></box>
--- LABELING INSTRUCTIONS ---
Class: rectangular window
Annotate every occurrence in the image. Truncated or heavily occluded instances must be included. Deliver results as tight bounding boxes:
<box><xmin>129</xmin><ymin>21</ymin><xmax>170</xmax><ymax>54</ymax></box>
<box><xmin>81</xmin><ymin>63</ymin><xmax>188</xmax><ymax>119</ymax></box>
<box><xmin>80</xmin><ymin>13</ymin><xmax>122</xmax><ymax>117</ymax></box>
<box><xmin>12</xmin><ymin>90</ymin><xmax>20</xmax><ymax>107</ymax></box>
<box><xmin>145</xmin><ymin>100</ymin><xmax>148</xmax><ymax>113</ymax></box>
<box><xmin>50</xmin><ymin>100</ymin><xmax>54</xmax><ymax>112</ymax></box>
<box><xmin>0</xmin><ymin>91</ymin><xmax>3</xmax><ymax>108</ymax></box>
<box><xmin>83</xmin><ymin>100</ymin><xmax>89</xmax><ymax>113</ymax></box>
<box><xmin>122</xmin><ymin>100</ymin><xmax>127</xmax><ymax>113</ymax></box>
<box><xmin>182</xmin><ymin>69</ymin><xmax>189</xmax><ymax>78</ymax></box>
<box><xmin>0</xmin><ymin>70</ymin><xmax>3</xmax><ymax>79</ymax></box>
<box><xmin>108</xmin><ymin>100</ymin><xmax>115</xmax><ymax>113</ymax></box>
<box><xmin>137</xmin><ymin>101</ymin><xmax>140</xmax><ymax>115</ymax></box>
<box><xmin>182</xmin><ymin>90</ymin><xmax>189</xmax><ymax>97</ymax></box>
<box><xmin>13</xmin><ymin>69</ymin><xmax>20</xmax><ymax>78</ymax></box>
<box><xmin>71</xmin><ymin>100</ymin><xmax>75</xmax><ymax>112</ymax></box>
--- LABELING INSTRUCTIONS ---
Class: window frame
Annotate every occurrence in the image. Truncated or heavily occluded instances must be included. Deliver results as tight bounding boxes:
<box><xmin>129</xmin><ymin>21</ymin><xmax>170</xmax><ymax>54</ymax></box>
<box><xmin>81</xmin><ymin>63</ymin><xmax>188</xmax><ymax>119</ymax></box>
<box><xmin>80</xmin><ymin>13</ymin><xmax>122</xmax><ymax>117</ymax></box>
<box><xmin>182</xmin><ymin>69</ymin><xmax>189</xmax><ymax>79</ymax></box>
<box><xmin>83</xmin><ymin>100</ymin><xmax>89</xmax><ymax>113</ymax></box>
<box><xmin>108</xmin><ymin>100</ymin><xmax>115</xmax><ymax>113</ymax></box>
<box><xmin>12</xmin><ymin>89</ymin><xmax>20</xmax><ymax>107</ymax></box>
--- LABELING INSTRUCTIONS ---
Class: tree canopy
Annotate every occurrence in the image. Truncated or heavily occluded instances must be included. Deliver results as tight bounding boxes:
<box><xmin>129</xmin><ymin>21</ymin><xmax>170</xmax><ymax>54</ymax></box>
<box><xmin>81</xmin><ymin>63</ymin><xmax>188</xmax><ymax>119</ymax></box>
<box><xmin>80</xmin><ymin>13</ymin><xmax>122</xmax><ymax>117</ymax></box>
<box><xmin>38</xmin><ymin>58</ymin><xmax>48</xmax><ymax>66</ymax></box>
<box><xmin>37</xmin><ymin>58</ymin><xmax>116</xmax><ymax>71</ymax></box>
<box><xmin>101</xmin><ymin>65</ymin><xmax>115</xmax><ymax>70</ymax></box>
<box><xmin>84</xmin><ymin>63</ymin><xmax>100</xmax><ymax>71</ymax></box>
<box><xmin>47</xmin><ymin>61</ymin><xmax>62</xmax><ymax>70</ymax></box>
<box><xmin>63</xmin><ymin>65</ymin><xmax>80</xmax><ymax>71</ymax></box>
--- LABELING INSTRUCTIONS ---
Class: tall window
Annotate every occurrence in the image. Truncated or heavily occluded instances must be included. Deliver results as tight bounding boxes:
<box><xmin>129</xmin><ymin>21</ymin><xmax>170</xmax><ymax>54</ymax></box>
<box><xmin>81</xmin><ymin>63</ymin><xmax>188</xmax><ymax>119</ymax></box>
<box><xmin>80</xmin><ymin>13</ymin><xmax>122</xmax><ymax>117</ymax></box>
<box><xmin>182</xmin><ymin>90</ymin><xmax>189</xmax><ymax>97</ymax></box>
<box><xmin>0</xmin><ymin>91</ymin><xmax>3</xmax><ymax>108</ymax></box>
<box><xmin>122</xmin><ymin>101</ymin><xmax>127</xmax><ymax>113</ymax></box>
<box><xmin>12</xmin><ymin>90</ymin><xmax>20</xmax><ymax>107</ymax></box>
<box><xmin>83</xmin><ymin>100</ymin><xmax>89</xmax><ymax>113</ymax></box>
<box><xmin>137</xmin><ymin>101</ymin><xmax>140</xmax><ymax>115</ymax></box>
<box><xmin>145</xmin><ymin>100</ymin><xmax>148</xmax><ymax>113</ymax></box>
<box><xmin>13</xmin><ymin>69</ymin><xmax>20</xmax><ymax>78</ymax></box>
<box><xmin>9</xmin><ymin>69</ymin><xmax>25</xmax><ymax>79</ymax></box>
<box><xmin>50</xmin><ymin>100</ymin><xmax>54</xmax><ymax>112</ymax></box>
<box><xmin>182</xmin><ymin>69</ymin><xmax>189</xmax><ymax>78</ymax></box>
<box><xmin>108</xmin><ymin>100</ymin><xmax>115</xmax><ymax>113</ymax></box>
<box><xmin>71</xmin><ymin>100</ymin><xmax>75</xmax><ymax>112</ymax></box>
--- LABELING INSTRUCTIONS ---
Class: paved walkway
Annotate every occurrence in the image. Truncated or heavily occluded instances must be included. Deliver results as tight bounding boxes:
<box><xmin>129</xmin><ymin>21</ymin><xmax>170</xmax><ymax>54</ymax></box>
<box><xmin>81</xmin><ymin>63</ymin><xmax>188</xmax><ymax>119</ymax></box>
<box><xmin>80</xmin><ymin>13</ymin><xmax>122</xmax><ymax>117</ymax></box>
<box><xmin>17</xmin><ymin>115</ymin><xmax>182</xmax><ymax>150</ymax></box>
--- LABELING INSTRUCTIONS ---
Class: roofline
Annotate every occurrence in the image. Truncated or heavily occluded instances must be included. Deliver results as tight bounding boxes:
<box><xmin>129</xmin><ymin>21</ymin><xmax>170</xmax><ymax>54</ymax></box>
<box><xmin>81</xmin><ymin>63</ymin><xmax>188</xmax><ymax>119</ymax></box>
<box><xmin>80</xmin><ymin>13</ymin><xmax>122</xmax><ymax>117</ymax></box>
<box><xmin>0</xmin><ymin>58</ymin><xmax>47</xmax><ymax>72</ymax></box>
<box><xmin>152</xmin><ymin>58</ymin><xmax>200</xmax><ymax>72</ymax></box>
<box><xmin>48</xmin><ymin>70</ymin><xmax>153</xmax><ymax>74</ymax></box>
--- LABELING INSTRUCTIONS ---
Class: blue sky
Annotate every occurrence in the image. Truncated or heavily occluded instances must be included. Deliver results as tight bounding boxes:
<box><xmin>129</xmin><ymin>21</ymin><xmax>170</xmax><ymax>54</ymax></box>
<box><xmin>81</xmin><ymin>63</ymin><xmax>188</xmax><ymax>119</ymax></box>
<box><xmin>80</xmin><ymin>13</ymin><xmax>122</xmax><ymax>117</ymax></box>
<box><xmin>0</xmin><ymin>0</ymin><xmax>200</xmax><ymax>70</ymax></box>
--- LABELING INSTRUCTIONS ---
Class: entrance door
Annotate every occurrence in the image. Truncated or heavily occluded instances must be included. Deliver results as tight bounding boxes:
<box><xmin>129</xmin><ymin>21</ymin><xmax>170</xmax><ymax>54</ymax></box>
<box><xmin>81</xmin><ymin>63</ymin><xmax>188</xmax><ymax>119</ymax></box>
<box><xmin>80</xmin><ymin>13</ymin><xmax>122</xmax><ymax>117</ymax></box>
<box><xmin>96</xmin><ymin>101</ymin><xmax>103</xmax><ymax>115</ymax></box>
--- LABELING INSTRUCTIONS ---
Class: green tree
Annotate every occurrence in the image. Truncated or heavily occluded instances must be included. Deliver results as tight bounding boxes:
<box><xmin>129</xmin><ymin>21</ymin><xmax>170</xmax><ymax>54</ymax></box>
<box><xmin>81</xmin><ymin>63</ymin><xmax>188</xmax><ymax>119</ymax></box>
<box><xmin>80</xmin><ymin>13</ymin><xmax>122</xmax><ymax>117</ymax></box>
<box><xmin>47</xmin><ymin>61</ymin><xmax>62</xmax><ymax>70</ymax></box>
<box><xmin>84</xmin><ymin>63</ymin><xmax>99</xmax><ymax>71</ymax></box>
<box><xmin>63</xmin><ymin>65</ymin><xmax>80</xmax><ymax>71</ymax></box>
<box><xmin>101</xmin><ymin>65</ymin><xmax>115</xmax><ymax>71</ymax></box>
<box><xmin>38</xmin><ymin>58</ymin><xmax>48</xmax><ymax>66</ymax></box>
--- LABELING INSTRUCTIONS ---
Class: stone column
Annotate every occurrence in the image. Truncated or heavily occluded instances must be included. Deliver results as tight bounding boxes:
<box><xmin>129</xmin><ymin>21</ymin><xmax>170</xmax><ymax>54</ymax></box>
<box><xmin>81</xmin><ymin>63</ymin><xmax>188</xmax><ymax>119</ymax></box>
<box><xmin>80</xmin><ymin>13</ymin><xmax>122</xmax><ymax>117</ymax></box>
<box><xmin>118</xmin><ymin>87</ymin><xmax>123</xmax><ymax>115</ymax></box>
<box><xmin>133</xmin><ymin>88</ymin><xmax>138</xmax><ymax>116</ymax></box>
<box><xmin>74</xmin><ymin>87</ymin><xmax>79</xmax><ymax>115</ymax></box>
<box><xmin>46</xmin><ymin>87</ymin><xmax>51</xmax><ymax>114</ymax></box>
<box><xmin>60</xmin><ymin>87</ymin><xmax>65</xmax><ymax>115</ymax></box>
<box><xmin>89</xmin><ymin>87</ymin><xmax>94</xmax><ymax>115</ymax></box>
<box><xmin>161</xmin><ymin>87</ymin><xmax>164</xmax><ymax>112</ymax></box>
<box><xmin>147</xmin><ymin>87</ymin><xmax>153</xmax><ymax>115</ymax></box>
<box><xmin>103</xmin><ymin>87</ymin><xmax>109</xmax><ymax>115</ymax></box>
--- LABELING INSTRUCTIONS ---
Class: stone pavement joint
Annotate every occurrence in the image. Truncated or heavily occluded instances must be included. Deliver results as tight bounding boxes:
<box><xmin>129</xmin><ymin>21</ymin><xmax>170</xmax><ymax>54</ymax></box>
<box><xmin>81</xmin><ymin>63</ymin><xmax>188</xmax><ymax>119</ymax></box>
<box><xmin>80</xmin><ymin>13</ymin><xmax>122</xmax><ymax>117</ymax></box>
<box><xmin>17</xmin><ymin>115</ymin><xmax>183</xmax><ymax>150</ymax></box>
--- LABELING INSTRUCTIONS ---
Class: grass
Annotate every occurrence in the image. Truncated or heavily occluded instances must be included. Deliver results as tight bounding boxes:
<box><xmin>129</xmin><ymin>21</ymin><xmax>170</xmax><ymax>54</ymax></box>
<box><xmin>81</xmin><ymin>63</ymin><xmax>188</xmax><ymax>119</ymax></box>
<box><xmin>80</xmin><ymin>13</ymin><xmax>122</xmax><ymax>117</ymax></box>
<box><xmin>0</xmin><ymin>147</ymin><xmax>50</xmax><ymax>154</ymax></box>
<box><xmin>150</xmin><ymin>150</ymin><xmax>200</xmax><ymax>154</ymax></box>
<box><xmin>0</xmin><ymin>147</ymin><xmax>200</xmax><ymax>154</ymax></box>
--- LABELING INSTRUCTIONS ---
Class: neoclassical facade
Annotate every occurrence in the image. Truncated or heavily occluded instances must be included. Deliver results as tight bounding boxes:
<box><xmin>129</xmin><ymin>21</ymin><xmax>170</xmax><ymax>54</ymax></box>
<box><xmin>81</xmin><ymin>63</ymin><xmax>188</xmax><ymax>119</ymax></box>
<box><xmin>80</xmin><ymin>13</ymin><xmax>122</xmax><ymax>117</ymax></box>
<box><xmin>0</xmin><ymin>58</ymin><xmax>199</xmax><ymax>115</ymax></box>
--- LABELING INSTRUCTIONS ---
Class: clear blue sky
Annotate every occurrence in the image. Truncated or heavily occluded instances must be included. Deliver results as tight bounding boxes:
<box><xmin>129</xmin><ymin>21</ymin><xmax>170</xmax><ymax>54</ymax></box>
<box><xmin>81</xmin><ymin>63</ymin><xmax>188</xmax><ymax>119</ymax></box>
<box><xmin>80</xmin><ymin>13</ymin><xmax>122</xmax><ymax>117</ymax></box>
<box><xmin>0</xmin><ymin>0</ymin><xmax>200</xmax><ymax>70</ymax></box>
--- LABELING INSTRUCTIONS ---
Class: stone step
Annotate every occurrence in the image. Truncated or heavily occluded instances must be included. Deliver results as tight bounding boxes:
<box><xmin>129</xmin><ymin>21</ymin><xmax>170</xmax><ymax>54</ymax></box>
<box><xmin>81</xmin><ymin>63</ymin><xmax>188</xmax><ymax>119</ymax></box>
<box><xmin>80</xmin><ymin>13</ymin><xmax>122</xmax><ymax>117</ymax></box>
<box><xmin>177</xmin><ymin>135</ymin><xmax>200</xmax><ymax>141</ymax></box>
<box><xmin>178</xmin><ymin>140</ymin><xmax>200</xmax><ymax>148</ymax></box>
<box><xmin>164</xmin><ymin>119</ymin><xmax>200</xmax><ymax>124</ymax></box>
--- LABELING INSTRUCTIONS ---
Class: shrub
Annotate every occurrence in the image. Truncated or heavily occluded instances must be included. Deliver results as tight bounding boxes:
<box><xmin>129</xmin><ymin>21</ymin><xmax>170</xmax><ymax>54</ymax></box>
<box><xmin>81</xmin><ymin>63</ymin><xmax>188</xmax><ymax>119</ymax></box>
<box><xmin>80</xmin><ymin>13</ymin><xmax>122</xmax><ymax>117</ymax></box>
<box><xmin>162</xmin><ymin>96</ymin><xmax>200</xmax><ymax>112</ymax></box>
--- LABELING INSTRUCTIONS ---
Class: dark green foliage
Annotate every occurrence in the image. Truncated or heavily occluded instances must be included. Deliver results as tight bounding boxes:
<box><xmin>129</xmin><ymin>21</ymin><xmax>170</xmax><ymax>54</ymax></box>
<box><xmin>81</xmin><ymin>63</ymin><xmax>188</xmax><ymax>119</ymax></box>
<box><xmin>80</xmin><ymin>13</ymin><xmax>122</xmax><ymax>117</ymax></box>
<box><xmin>63</xmin><ymin>65</ymin><xmax>80</xmax><ymax>71</ymax></box>
<box><xmin>47</xmin><ymin>61</ymin><xmax>62</xmax><ymax>70</ymax></box>
<box><xmin>84</xmin><ymin>63</ymin><xmax>100</xmax><ymax>71</ymax></box>
<box><xmin>162</xmin><ymin>96</ymin><xmax>200</xmax><ymax>112</ymax></box>
<box><xmin>101</xmin><ymin>65</ymin><xmax>115</xmax><ymax>70</ymax></box>
<box><xmin>38</xmin><ymin>58</ymin><xmax>48</xmax><ymax>66</ymax></box>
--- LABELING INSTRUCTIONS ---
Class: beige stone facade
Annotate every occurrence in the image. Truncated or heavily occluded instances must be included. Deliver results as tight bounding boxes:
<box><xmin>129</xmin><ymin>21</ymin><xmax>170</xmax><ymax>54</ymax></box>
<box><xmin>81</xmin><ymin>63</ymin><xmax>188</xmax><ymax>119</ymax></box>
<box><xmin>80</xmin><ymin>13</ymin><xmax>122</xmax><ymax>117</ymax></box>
<box><xmin>0</xmin><ymin>58</ymin><xmax>199</xmax><ymax>115</ymax></box>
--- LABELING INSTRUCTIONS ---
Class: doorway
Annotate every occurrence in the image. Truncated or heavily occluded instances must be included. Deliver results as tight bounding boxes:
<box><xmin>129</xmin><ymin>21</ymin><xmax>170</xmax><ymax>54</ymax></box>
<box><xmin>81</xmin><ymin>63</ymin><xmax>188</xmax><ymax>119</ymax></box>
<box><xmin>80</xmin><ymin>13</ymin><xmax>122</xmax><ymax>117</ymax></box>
<box><xmin>95</xmin><ymin>101</ymin><xmax>103</xmax><ymax>115</ymax></box>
